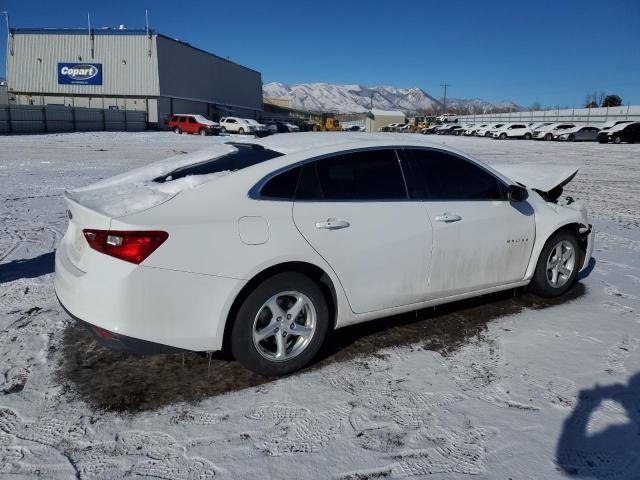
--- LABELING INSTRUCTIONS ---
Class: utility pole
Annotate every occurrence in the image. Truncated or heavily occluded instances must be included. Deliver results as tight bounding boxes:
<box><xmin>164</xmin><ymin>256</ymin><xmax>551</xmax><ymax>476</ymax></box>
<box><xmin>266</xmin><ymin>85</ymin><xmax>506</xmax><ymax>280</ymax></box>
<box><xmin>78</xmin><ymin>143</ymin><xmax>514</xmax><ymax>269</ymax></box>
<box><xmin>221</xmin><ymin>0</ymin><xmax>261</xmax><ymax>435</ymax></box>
<box><xmin>2</xmin><ymin>11</ymin><xmax>9</xmax><ymax>82</ymax></box>
<box><xmin>440</xmin><ymin>83</ymin><xmax>451</xmax><ymax>113</ymax></box>
<box><xmin>369</xmin><ymin>92</ymin><xmax>374</xmax><ymax>110</ymax></box>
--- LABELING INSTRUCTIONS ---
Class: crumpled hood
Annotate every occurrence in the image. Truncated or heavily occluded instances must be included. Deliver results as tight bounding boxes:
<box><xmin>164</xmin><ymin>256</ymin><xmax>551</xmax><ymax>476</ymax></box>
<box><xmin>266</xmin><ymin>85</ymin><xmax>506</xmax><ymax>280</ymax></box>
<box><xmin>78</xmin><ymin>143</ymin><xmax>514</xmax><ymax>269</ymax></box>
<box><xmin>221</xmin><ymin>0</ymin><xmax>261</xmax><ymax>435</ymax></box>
<box><xmin>491</xmin><ymin>163</ymin><xmax>578</xmax><ymax>193</ymax></box>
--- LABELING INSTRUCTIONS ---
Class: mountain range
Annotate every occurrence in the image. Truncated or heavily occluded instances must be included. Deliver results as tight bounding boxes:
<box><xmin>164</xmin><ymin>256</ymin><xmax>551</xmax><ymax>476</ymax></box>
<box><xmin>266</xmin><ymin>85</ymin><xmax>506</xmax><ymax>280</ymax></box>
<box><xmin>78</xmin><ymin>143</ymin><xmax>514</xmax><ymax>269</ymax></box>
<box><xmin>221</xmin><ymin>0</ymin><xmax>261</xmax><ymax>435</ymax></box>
<box><xmin>263</xmin><ymin>82</ymin><xmax>521</xmax><ymax>114</ymax></box>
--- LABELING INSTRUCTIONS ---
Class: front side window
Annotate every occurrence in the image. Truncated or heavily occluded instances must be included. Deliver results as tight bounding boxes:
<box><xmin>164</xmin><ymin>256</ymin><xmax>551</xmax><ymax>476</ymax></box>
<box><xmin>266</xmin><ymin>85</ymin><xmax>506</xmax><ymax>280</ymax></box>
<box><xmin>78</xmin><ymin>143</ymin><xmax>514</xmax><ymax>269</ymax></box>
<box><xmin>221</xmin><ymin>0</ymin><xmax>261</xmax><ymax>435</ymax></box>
<box><xmin>296</xmin><ymin>149</ymin><xmax>407</xmax><ymax>201</ymax></box>
<box><xmin>400</xmin><ymin>148</ymin><xmax>505</xmax><ymax>201</ymax></box>
<box><xmin>188</xmin><ymin>117</ymin><xmax>196</xmax><ymax>123</ymax></box>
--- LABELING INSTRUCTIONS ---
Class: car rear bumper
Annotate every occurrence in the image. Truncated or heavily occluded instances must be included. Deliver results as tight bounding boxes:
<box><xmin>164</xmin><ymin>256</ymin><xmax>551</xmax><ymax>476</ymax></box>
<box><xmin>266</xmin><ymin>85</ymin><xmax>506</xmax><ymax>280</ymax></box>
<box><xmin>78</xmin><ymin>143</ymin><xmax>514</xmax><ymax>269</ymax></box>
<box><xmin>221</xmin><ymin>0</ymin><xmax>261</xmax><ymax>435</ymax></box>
<box><xmin>54</xmin><ymin>235</ymin><xmax>245</xmax><ymax>352</ymax></box>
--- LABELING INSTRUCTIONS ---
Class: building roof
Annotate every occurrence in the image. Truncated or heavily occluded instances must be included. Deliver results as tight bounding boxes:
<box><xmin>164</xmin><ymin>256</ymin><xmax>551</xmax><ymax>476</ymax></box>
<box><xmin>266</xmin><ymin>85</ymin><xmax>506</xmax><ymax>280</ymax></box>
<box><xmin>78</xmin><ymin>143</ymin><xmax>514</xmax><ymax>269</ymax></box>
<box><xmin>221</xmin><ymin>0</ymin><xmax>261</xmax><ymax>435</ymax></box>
<box><xmin>369</xmin><ymin>109</ymin><xmax>406</xmax><ymax>117</ymax></box>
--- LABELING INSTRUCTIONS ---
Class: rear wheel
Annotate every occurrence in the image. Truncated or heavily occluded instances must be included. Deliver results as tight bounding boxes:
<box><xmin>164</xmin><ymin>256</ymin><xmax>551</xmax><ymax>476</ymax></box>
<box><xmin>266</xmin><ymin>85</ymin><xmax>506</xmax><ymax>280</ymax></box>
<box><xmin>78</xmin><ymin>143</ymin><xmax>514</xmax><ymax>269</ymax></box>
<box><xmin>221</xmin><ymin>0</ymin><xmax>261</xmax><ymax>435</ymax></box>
<box><xmin>523</xmin><ymin>132</ymin><xmax>532</xmax><ymax>140</ymax></box>
<box><xmin>231</xmin><ymin>272</ymin><xmax>329</xmax><ymax>376</ymax></box>
<box><xmin>173</xmin><ymin>126</ymin><xmax>182</xmax><ymax>134</ymax></box>
<box><xmin>529</xmin><ymin>231</ymin><xmax>580</xmax><ymax>298</ymax></box>
<box><xmin>613</xmin><ymin>135</ymin><xmax>622</xmax><ymax>144</ymax></box>
<box><xmin>238</xmin><ymin>127</ymin><xmax>245</xmax><ymax>134</ymax></box>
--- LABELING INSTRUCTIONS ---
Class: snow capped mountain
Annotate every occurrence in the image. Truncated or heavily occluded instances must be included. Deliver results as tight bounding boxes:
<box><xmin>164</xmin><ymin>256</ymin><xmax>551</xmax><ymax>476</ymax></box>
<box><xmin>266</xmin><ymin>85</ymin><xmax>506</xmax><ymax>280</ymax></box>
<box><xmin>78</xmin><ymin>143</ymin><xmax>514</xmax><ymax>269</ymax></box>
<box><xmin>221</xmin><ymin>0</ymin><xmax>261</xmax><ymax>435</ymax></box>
<box><xmin>263</xmin><ymin>82</ymin><xmax>522</xmax><ymax>114</ymax></box>
<box><xmin>263</xmin><ymin>82</ymin><xmax>440</xmax><ymax>114</ymax></box>
<box><xmin>442</xmin><ymin>98</ymin><xmax>521</xmax><ymax>114</ymax></box>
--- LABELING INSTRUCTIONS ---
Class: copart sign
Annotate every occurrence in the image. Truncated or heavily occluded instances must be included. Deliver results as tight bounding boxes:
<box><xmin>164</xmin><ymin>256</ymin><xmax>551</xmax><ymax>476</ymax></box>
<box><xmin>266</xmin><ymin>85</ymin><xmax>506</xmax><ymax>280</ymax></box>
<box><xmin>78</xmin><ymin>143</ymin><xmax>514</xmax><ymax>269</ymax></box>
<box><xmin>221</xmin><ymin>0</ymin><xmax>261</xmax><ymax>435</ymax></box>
<box><xmin>58</xmin><ymin>63</ymin><xmax>103</xmax><ymax>85</ymax></box>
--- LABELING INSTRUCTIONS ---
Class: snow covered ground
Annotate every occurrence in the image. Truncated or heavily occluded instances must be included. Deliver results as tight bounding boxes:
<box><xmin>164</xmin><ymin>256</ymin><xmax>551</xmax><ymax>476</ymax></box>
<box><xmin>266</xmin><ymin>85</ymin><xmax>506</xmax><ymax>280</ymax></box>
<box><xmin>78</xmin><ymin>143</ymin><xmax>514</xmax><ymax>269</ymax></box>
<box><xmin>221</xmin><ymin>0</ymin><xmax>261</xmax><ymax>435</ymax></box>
<box><xmin>1</xmin><ymin>131</ymin><xmax>639</xmax><ymax>479</ymax></box>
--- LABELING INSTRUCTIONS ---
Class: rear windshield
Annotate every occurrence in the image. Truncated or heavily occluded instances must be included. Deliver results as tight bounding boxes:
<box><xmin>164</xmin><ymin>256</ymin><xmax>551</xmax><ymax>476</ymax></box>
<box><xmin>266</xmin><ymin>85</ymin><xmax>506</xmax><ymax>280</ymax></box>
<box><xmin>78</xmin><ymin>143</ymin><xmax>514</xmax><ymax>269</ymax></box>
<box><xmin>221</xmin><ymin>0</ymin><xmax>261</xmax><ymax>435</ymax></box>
<box><xmin>153</xmin><ymin>143</ymin><xmax>283</xmax><ymax>183</ymax></box>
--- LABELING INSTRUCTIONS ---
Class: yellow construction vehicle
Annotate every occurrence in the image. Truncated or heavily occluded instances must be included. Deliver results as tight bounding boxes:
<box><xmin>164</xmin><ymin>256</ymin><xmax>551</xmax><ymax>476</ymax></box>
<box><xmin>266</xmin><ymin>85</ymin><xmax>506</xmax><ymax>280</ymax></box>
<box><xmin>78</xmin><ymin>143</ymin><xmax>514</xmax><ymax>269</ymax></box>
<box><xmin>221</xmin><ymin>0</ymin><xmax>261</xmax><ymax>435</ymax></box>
<box><xmin>312</xmin><ymin>114</ymin><xmax>341</xmax><ymax>132</ymax></box>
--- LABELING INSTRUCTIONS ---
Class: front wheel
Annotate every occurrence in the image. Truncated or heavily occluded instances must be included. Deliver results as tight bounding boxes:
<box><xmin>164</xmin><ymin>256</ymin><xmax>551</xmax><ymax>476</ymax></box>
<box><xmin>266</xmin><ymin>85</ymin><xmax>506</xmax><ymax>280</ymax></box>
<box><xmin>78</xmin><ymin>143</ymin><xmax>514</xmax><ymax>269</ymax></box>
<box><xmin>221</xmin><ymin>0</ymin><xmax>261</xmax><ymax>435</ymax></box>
<box><xmin>500</xmin><ymin>132</ymin><xmax>507</xmax><ymax>140</ymax></box>
<box><xmin>238</xmin><ymin>127</ymin><xmax>245</xmax><ymax>134</ymax></box>
<box><xmin>613</xmin><ymin>135</ymin><xmax>622</xmax><ymax>144</ymax></box>
<box><xmin>199</xmin><ymin>128</ymin><xmax>208</xmax><ymax>136</ymax></box>
<box><xmin>523</xmin><ymin>132</ymin><xmax>532</xmax><ymax>140</ymax></box>
<box><xmin>529</xmin><ymin>231</ymin><xmax>580</xmax><ymax>298</ymax></box>
<box><xmin>231</xmin><ymin>272</ymin><xmax>329</xmax><ymax>376</ymax></box>
<box><xmin>173</xmin><ymin>126</ymin><xmax>182</xmax><ymax>134</ymax></box>
<box><xmin>544</xmin><ymin>133</ymin><xmax>553</xmax><ymax>141</ymax></box>
<box><xmin>568</xmin><ymin>134</ymin><xmax>575</xmax><ymax>141</ymax></box>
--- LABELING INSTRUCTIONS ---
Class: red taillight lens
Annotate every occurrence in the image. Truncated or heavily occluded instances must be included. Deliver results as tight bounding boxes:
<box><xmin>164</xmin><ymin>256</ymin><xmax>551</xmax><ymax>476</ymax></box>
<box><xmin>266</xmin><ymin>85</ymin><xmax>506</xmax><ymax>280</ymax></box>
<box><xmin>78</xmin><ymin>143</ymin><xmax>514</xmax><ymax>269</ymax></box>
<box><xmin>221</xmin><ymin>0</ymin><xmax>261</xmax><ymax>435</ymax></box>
<box><xmin>83</xmin><ymin>230</ymin><xmax>169</xmax><ymax>264</ymax></box>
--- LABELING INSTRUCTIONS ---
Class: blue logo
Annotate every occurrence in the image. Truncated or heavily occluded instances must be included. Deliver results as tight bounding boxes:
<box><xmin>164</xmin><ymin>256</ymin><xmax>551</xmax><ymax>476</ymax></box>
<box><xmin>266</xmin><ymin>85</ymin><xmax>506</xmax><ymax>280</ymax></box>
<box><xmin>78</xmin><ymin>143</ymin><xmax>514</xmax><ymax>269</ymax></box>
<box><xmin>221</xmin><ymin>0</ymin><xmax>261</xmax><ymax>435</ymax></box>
<box><xmin>58</xmin><ymin>63</ymin><xmax>103</xmax><ymax>85</ymax></box>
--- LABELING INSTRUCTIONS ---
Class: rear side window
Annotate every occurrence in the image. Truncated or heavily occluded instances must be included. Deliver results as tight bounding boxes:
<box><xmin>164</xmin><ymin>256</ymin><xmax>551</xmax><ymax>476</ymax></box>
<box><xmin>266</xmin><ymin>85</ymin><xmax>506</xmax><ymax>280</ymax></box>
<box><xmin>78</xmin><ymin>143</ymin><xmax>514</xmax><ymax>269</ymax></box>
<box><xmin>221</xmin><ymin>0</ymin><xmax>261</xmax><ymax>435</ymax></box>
<box><xmin>260</xmin><ymin>167</ymin><xmax>301</xmax><ymax>199</ymax></box>
<box><xmin>401</xmin><ymin>149</ymin><xmax>505</xmax><ymax>201</ymax></box>
<box><xmin>296</xmin><ymin>149</ymin><xmax>407</xmax><ymax>201</ymax></box>
<box><xmin>188</xmin><ymin>117</ymin><xmax>196</xmax><ymax>123</ymax></box>
<box><xmin>154</xmin><ymin>144</ymin><xmax>284</xmax><ymax>183</ymax></box>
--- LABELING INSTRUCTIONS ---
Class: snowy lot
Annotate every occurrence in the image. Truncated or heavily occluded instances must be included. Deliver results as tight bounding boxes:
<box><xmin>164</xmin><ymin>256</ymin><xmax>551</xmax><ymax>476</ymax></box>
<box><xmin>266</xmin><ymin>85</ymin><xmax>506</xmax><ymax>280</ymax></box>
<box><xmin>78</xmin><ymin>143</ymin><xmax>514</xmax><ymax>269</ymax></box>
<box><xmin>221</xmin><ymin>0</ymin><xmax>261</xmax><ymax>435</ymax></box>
<box><xmin>1</xmin><ymin>131</ymin><xmax>640</xmax><ymax>479</ymax></box>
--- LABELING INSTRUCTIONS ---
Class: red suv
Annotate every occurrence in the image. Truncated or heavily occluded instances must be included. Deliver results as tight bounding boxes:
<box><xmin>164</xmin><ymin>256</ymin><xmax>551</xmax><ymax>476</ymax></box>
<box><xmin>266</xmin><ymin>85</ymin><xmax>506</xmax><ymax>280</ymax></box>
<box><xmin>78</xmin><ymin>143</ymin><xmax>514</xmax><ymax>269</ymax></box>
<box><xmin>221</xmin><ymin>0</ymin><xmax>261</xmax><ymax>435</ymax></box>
<box><xmin>168</xmin><ymin>114</ymin><xmax>221</xmax><ymax>136</ymax></box>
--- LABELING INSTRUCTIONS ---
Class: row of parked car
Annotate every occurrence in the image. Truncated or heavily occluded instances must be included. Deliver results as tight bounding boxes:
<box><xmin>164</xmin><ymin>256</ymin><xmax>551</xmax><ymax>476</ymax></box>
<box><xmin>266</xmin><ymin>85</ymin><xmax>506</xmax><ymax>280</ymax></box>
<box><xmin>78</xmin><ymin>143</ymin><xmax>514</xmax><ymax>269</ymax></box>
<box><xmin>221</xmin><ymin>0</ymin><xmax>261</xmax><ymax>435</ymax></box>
<box><xmin>168</xmin><ymin>114</ymin><xmax>301</xmax><ymax>137</ymax></box>
<box><xmin>422</xmin><ymin>120</ymin><xmax>640</xmax><ymax>144</ymax></box>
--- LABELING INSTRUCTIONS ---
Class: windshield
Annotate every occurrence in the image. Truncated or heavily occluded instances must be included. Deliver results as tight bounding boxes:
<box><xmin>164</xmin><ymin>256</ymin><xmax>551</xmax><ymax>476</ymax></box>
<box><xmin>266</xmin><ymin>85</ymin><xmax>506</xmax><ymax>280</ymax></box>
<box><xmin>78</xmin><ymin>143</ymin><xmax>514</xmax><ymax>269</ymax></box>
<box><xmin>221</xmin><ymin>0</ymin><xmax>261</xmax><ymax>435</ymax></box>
<box><xmin>154</xmin><ymin>144</ymin><xmax>283</xmax><ymax>183</ymax></box>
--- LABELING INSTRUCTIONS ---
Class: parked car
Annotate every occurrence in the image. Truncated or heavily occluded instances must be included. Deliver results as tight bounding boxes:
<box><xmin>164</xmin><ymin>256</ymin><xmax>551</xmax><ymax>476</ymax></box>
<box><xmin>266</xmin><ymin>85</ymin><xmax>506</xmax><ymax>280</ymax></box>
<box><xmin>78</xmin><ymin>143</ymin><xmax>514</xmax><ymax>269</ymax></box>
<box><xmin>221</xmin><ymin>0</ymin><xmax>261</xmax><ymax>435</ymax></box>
<box><xmin>264</xmin><ymin>122</ymin><xmax>278</xmax><ymax>134</ymax></box>
<box><xmin>285</xmin><ymin>122</ymin><xmax>301</xmax><ymax>132</ymax></box>
<box><xmin>244</xmin><ymin>119</ymin><xmax>271</xmax><ymax>137</ymax></box>
<box><xmin>55</xmin><ymin>134</ymin><xmax>593</xmax><ymax>376</ymax></box>
<box><xmin>492</xmin><ymin>123</ymin><xmax>533</xmax><ymax>140</ymax></box>
<box><xmin>556</xmin><ymin>126</ymin><xmax>600</xmax><ymax>142</ymax></box>
<box><xmin>465</xmin><ymin>124</ymin><xmax>487</xmax><ymax>136</ymax></box>
<box><xmin>599</xmin><ymin>120</ymin><xmax>633</xmax><ymax>132</ymax></box>
<box><xmin>596</xmin><ymin>122</ymin><xmax>640</xmax><ymax>144</ymax></box>
<box><xmin>532</xmin><ymin>123</ymin><xmax>575</xmax><ymax>140</ymax></box>
<box><xmin>437</xmin><ymin>113</ymin><xmax>458</xmax><ymax>123</ymax></box>
<box><xmin>380</xmin><ymin>123</ymin><xmax>403</xmax><ymax>132</ymax></box>
<box><xmin>436</xmin><ymin>124</ymin><xmax>462</xmax><ymax>135</ymax></box>
<box><xmin>220</xmin><ymin>117</ymin><xmax>254</xmax><ymax>134</ymax></box>
<box><xmin>421</xmin><ymin>125</ymin><xmax>440</xmax><ymax>135</ymax></box>
<box><xmin>476</xmin><ymin>123</ymin><xmax>505</xmax><ymax>137</ymax></box>
<box><xmin>168</xmin><ymin>114</ymin><xmax>221</xmax><ymax>136</ymax></box>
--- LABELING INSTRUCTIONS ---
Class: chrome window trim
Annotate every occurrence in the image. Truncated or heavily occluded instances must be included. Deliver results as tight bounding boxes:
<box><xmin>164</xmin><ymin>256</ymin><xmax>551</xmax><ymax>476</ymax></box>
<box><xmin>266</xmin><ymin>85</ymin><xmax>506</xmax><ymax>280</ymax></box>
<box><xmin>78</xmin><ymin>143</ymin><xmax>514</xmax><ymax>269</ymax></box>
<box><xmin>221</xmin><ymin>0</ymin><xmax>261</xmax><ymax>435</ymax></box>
<box><xmin>248</xmin><ymin>145</ymin><xmax>510</xmax><ymax>203</ymax></box>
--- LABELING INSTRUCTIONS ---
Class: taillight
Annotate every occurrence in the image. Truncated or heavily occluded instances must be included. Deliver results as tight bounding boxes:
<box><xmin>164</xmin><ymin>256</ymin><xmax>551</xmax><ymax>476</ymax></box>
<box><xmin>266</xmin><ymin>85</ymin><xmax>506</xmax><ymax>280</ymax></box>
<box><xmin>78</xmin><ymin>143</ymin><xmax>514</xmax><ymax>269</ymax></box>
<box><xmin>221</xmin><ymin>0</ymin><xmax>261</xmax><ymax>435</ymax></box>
<box><xmin>83</xmin><ymin>230</ymin><xmax>168</xmax><ymax>264</ymax></box>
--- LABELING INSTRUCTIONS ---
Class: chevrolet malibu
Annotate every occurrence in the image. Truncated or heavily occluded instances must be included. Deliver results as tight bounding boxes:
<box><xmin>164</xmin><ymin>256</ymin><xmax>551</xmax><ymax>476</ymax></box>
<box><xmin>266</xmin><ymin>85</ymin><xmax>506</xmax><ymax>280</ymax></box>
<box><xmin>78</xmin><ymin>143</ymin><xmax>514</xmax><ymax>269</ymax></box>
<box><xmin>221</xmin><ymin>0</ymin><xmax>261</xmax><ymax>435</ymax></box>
<box><xmin>55</xmin><ymin>134</ymin><xmax>594</xmax><ymax>376</ymax></box>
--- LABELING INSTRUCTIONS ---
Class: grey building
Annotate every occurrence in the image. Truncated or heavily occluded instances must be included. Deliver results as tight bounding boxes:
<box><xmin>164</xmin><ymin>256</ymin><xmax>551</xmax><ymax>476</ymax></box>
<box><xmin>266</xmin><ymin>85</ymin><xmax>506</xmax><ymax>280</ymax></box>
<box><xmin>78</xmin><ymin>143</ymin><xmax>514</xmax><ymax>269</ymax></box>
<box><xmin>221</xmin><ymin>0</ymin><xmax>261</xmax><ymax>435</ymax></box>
<box><xmin>6</xmin><ymin>28</ymin><xmax>263</xmax><ymax>128</ymax></box>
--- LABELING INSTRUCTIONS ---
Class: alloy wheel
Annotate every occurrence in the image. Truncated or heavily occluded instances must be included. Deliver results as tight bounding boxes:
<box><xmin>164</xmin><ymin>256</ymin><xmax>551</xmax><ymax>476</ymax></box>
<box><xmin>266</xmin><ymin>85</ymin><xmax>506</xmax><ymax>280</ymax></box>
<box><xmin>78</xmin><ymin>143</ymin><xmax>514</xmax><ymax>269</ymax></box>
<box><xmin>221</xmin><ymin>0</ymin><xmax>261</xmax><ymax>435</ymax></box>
<box><xmin>252</xmin><ymin>291</ymin><xmax>317</xmax><ymax>361</ymax></box>
<box><xmin>546</xmin><ymin>240</ymin><xmax>576</xmax><ymax>288</ymax></box>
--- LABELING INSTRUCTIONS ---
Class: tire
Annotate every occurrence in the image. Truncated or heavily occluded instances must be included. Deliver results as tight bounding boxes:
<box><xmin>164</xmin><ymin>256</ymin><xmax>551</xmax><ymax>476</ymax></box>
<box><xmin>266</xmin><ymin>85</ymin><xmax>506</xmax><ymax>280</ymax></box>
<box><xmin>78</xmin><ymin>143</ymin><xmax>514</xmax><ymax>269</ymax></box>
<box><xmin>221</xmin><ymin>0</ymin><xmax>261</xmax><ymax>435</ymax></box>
<box><xmin>238</xmin><ymin>128</ymin><xmax>245</xmax><ymax>134</ymax></box>
<box><xmin>613</xmin><ymin>135</ymin><xmax>622</xmax><ymax>144</ymax></box>
<box><xmin>220</xmin><ymin>126</ymin><xmax>227</xmax><ymax>133</ymax></box>
<box><xmin>523</xmin><ymin>132</ymin><xmax>532</xmax><ymax>140</ymax></box>
<box><xmin>173</xmin><ymin>126</ymin><xmax>182</xmax><ymax>134</ymax></box>
<box><xmin>529</xmin><ymin>230</ymin><xmax>581</xmax><ymax>298</ymax></box>
<box><xmin>231</xmin><ymin>272</ymin><xmax>329</xmax><ymax>376</ymax></box>
<box><xmin>568</xmin><ymin>134</ymin><xmax>575</xmax><ymax>142</ymax></box>
<box><xmin>544</xmin><ymin>133</ymin><xmax>553</xmax><ymax>141</ymax></box>
<box><xmin>499</xmin><ymin>132</ymin><xmax>507</xmax><ymax>140</ymax></box>
<box><xmin>199</xmin><ymin>128</ymin><xmax>208</xmax><ymax>136</ymax></box>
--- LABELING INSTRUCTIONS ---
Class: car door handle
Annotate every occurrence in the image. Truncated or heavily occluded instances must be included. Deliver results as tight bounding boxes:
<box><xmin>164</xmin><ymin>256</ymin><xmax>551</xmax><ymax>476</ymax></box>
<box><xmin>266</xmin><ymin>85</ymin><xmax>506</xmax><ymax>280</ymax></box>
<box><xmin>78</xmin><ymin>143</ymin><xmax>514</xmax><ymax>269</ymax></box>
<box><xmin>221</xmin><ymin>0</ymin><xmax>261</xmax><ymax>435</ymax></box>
<box><xmin>315</xmin><ymin>218</ymin><xmax>350</xmax><ymax>230</ymax></box>
<box><xmin>435</xmin><ymin>213</ymin><xmax>462</xmax><ymax>223</ymax></box>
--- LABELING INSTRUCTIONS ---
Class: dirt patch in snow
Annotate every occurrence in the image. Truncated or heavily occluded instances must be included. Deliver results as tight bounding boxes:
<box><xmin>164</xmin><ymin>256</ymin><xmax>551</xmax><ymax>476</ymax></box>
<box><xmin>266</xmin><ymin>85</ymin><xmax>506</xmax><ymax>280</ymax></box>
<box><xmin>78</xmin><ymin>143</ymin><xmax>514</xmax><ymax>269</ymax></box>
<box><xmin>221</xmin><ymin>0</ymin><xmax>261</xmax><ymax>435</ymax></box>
<box><xmin>56</xmin><ymin>284</ymin><xmax>585</xmax><ymax>413</ymax></box>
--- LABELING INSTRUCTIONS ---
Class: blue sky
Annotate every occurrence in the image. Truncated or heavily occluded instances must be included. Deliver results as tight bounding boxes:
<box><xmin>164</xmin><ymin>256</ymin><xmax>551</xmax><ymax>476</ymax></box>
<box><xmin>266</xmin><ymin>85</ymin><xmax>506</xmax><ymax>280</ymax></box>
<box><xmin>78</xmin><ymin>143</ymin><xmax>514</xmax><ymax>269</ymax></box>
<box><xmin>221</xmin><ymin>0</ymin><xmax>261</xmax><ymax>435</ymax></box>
<box><xmin>1</xmin><ymin>0</ymin><xmax>639</xmax><ymax>107</ymax></box>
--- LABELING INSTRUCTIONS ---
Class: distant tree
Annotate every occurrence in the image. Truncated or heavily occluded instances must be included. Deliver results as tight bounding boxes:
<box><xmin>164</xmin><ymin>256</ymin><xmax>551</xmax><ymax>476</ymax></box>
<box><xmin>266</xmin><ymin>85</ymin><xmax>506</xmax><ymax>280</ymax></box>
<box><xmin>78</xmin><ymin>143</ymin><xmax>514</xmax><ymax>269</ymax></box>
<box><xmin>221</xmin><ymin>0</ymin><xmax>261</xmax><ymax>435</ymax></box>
<box><xmin>531</xmin><ymin>101</ymin><xmax>542</xmax><ymax>111</ymax></box>
<box><xmin>601</xmin><ymin>95</ymin><xmax>622</xmax><ymax>107</ymax></box>
<box><xmin>596</xmin><ymin>91</ymin><xmax>606</xmax><ymax>106</ymax></box>
<box><xmin>585</xmin><ymin>100</ymin><xmax>598</xmax><ymax>108</ymax></box>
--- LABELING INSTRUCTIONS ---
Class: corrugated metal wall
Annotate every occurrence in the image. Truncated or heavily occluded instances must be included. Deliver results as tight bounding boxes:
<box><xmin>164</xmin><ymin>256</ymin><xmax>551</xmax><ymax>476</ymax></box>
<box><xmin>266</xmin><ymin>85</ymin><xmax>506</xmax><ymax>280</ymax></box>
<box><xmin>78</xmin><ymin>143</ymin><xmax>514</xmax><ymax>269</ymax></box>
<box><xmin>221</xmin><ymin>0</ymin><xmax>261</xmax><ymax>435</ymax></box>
<box><xmin>156</xmin><ymin>35</ymin><xmax>262</xmax><ymax>111</ymax></box>
<box><xmin>7</xmin><ymin>32</ymin><xmax>159</xmax><ymax>96</ymax></box>
<box><xmin>0</xmin><ymin>105</ymin><xmax>146</xmax><ymax>133</ymax></box>
<box><xmin>458</xmin><ymin>105</ymin><xmax>640</xmax><ymax>125</ymax></box>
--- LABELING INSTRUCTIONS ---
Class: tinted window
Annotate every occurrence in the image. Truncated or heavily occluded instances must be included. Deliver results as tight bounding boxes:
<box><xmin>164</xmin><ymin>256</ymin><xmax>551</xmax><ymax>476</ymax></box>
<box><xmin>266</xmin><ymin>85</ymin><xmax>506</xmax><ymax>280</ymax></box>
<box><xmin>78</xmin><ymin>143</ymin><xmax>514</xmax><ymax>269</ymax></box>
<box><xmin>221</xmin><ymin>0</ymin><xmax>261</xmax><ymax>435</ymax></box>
<box><xmin>260</xmin><ymin>166</ymin><xmax>301</xmax><ymax>199</ymax></box>
<box><xmin>297</xmin><ymin>149</ymin><xmax>407</xmax><ymax>201</ymax></box>
<box><xmin>188</xmin><ymin>117</ymin><xmax>196</xmax><ymax>123</ymax></box>
<box><xmin>154</xmin><ymin>144</ymin><xmax>284</xmax><ymax>183</ymax></box>
<box><xmin>401</xmin><ymin>149</ymin><xmax>505</xmax><ymax>200</ymax></box>
<box><xmin>170</xmin><ymin>115</ymin><xmax>178</xmax><ymax>122</ymax></box>
<box><xmin>178</xmin><ymin>116</ymin><xmax>186</xmax><ymax>123</ymax></box>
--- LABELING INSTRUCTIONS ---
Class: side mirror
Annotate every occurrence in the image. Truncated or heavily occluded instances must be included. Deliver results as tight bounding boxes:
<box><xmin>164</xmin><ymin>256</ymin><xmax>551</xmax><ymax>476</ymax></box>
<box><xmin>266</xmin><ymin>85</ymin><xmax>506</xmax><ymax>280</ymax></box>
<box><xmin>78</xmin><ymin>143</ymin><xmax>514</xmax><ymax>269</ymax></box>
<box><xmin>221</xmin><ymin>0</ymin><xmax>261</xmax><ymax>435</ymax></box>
<box><xmin>508</xmin><ymin>184</ymin><xmax>529</xmax><ymax>202</ymax></box>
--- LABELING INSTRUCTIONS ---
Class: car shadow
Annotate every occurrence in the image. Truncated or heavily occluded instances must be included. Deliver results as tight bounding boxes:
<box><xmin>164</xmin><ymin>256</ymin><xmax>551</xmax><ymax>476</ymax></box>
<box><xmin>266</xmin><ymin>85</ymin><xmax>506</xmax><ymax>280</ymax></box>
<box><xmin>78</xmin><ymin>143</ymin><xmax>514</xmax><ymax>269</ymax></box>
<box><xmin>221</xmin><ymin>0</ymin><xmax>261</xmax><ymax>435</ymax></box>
<box><xmin>0</xmin><ymin>252</ymin><xmax>55</xmax><ymax>284</ymax></box>
<box><xmin>56</xmin><ymin>283</ymin><xmax>586</xmax><ymax>413</ymax></box>
<box><xmin>555</xmin><ymin>373</ymin><xmax>640</xmax><ymax>479</ymax></box>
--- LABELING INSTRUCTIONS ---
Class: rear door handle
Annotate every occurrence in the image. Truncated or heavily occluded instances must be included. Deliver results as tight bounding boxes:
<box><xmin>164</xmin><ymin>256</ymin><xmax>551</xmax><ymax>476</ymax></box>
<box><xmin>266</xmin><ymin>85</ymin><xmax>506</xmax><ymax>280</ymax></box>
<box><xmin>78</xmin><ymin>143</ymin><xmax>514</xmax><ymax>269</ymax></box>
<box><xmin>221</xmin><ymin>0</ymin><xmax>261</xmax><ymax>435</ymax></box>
<box><xmin>435</xmin><ymin>213</ymin><xmax>462</xmax><ymax>223</ymax></box>
<box><xmin>316</xmin><ymin>218</ymin><xmax>350</xmax><ymax>230</ymax></box>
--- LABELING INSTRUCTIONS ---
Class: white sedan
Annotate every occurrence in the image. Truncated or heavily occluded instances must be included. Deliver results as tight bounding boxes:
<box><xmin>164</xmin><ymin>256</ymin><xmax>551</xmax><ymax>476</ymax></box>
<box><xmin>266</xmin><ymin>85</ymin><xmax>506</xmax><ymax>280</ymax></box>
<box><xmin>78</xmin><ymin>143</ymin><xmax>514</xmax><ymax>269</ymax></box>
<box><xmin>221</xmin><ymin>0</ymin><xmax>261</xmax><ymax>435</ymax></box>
<box><xmin>55</xmin><ymin>134</ymin><xmax>594</xmax><ymax>376</ymax></box>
